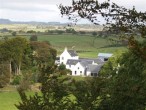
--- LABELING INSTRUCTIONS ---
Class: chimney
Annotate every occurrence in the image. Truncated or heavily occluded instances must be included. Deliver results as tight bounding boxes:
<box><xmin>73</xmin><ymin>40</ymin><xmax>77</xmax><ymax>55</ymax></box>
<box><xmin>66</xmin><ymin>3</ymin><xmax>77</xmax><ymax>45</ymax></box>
<box><xmin>64</xmin><ymin>47</ymin><xmax>67</xmax><ymax>51</ymax></box>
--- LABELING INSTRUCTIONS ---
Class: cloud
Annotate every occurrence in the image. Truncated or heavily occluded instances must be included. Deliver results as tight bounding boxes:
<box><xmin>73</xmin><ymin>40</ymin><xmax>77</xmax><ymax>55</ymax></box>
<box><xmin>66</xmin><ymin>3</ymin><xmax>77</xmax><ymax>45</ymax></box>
<box><xmin>0</xmin><ymin>0</ymin><xmax>146</xmax><ymax>23</ymax></box>
<box><xmin>0</xmin><ymin>2</ymin><xmax>58</xmax><ymax>12</ymax></box>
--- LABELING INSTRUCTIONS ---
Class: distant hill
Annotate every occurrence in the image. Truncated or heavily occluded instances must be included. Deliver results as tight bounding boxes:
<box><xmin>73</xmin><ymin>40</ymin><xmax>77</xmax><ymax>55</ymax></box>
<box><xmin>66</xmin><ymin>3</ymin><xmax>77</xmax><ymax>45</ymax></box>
<box><xmin>0</xmin><ymin>18</ymin><xmax>61</xmax><ymax>25</ymax></box>
<box><xmin>0</xmin><ymin>19</ymin><xmax>12</xmax><ymax>24</ymax></box>
<box><xmin>0</xmin><ymin>18</ymin><xmax>100</xmax><ymax>26</ymax></box>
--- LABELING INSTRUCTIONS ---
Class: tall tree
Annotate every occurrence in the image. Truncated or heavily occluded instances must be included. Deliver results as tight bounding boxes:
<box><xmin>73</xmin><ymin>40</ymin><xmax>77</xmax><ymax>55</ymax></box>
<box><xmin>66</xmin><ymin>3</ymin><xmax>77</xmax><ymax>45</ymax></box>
<box><xmin>0</xmin><ymin>37</ymin><xmax>28</xmax><ymax>75</ymax></box>
<box><xmin>59</xmin><ymin>0</ymin><xmax>146</xmax><ymax>109</ymax></box>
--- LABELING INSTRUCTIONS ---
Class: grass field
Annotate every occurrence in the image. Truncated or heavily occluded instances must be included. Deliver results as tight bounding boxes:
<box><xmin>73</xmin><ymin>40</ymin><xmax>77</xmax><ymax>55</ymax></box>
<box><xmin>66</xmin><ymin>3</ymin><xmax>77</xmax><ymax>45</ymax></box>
<box><xmin>0</xmin><ymin>92</ymin><xmax>20</xmax><ymax>110</ymax></box>
<box><xmin>0</xmin><ymin>33</ymin><xmax>127</xmax><ymax>58</ymax></box>
<box><xmin>0</xmin><ymin>76</ymin><xmax>87</xmax><ymax>110</ymax></box>
<box><xmin>35</xmin><ymin>34</ymin><xmax>127</xmax><ymax>58</ymax></box>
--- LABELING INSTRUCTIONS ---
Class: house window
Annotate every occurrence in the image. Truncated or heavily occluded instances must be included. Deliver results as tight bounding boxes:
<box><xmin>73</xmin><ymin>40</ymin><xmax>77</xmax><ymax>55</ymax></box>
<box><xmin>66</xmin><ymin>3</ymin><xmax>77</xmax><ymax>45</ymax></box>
<box><xmin>62</xmin><ymin>57</ymin><xmax>64</xmax><ymax>60</ymax></box>
<box><xmin>91</xmin><ymin>73</ymin><xmax>94</xmax><ymax>76</ymax></box>
<box><xmin>75</xmin><ymin>71</ymin><xmax>77</xmax><ymax>75</ymax></box>
<box><xmin>94</xmin><ymin>73</ymin><xmax>98</xmax><ymax>77</ymax></box>
<box><xmin>80</xmin><ymin>71</ymin><xmax>82</xmax><ymax>73</ymax></box>
<box><xmin>69</xmin><ymin>65</ymin><xmax>71</xmax><ymax>68</ymax></box>
<box><xmin>78</xmin><ymin>67</ymin><xmax>79</xmax><ymax>69</ymax></box>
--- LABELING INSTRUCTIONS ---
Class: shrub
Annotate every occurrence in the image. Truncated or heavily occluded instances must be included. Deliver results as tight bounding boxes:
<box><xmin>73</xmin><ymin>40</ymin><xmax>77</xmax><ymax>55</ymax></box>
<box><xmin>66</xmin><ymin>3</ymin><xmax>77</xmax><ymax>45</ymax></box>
<box><xmin>12</xmin><ymin>75</ymin><xmax>22</xmax><ymax>85</ymax></box>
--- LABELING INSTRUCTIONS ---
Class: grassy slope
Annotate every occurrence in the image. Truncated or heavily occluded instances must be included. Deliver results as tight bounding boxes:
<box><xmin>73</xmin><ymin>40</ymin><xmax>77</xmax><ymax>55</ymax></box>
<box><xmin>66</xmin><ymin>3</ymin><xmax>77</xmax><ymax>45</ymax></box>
<box><xmin>36</xmin><ymin>34</ymin><xmax>126</xmax><ymax>58</ymax></box>
<box><xmin>0</xmin><ymin>92</ymin><xmax>20</xmax><ymax>110</ymax></box>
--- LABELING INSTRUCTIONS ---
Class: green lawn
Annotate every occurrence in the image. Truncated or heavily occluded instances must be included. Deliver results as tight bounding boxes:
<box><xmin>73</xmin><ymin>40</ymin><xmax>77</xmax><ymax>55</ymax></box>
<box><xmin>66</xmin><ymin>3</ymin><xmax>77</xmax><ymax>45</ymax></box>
<box><xmin>0</xmin><ymin>75</ymin><xmax>91</xmax><ymax>110</ymax></box>
<box><xmin>0</xmin><ymin>90</ymin><xmax>40</xmax><ymax>110</ymax></box>
<box><xmin>0</xmin><ymin>92</ymin><xmax>20</xmax><ymax>110</ymax></box>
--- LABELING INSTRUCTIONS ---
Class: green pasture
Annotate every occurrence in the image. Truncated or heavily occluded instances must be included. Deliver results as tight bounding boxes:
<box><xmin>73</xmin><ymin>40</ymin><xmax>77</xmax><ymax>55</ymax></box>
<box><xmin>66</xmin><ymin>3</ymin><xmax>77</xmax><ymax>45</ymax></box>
<box><xmin>36</xmin><ymin>34</ymin><xmax>126</xmax><ymax>58</ymax></box>
<box><xmin>0</xmin><ymin>33</ymin><xmax>126</xmax><ymax>58</ymax></box>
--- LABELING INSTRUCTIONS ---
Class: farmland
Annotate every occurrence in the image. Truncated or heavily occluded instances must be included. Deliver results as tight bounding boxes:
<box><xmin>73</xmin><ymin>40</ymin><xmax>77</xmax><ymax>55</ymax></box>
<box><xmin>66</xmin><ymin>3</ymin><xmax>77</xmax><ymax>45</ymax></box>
<box><xmin>1</xmin><ymin>34</ymin><xmax>126</xmax><ymax>58</ymax></box>
<box><xmin>0</xmin><ymin>24</ymin><xmax>127</xmax><ymax>110</ymax></box>
<box><xmin>36</xmin><ymin>34</ymin><xmax>126</xmax><ymax>57</ymax></box>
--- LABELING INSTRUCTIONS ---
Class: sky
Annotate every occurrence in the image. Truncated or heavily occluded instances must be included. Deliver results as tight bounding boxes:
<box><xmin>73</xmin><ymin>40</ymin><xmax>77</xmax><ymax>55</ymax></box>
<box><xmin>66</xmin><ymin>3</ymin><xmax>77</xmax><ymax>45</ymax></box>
<box><xmin>0</xmin><ymin>0</ymin><xmax>146</xmax><ymax>23</ymax></box>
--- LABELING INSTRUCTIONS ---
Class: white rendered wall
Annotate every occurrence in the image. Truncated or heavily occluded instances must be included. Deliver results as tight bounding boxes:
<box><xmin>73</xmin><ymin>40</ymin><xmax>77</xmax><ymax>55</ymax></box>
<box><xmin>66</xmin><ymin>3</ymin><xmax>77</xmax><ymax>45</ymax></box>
<box><xmin>72</xmin><ymin>62</ymin><xmax>85</xmax><ymax>76</ymax></box>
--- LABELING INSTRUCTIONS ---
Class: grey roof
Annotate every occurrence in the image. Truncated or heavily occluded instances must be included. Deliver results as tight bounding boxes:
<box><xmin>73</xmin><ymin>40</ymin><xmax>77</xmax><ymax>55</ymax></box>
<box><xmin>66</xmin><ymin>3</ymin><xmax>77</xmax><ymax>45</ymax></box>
<box><xmin>87</xmin><ymin>64</ymin><xmax>103</xmax><ymax>73</ymax></box>
<box><xmin>79</xmin><ymin>58</ymin><xmax>104</xmax><ymax>64</ymax></box>
<box><xmin>66</xmin><ymin>59</ymin><xmax>79</xmax><ymax>65</ymax></box>
<box><xmin>98</xmin><ymin>53</ymin><xmax>113</xmax><ymax>58</ymax></box>
<box><xmin>67</xmin><ymin>50</ymin><xmax>78</xmax><ymax>57</ymax></box>
<box><xmin>80</xmin><ymin>60</ymin><xmax>93</xmax><ymax>67</ymax></box>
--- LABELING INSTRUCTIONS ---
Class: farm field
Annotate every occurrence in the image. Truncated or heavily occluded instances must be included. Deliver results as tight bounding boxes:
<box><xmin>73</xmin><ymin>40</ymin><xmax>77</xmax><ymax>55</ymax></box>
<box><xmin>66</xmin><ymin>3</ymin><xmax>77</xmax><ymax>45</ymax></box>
<box><xmin>0</xmin><ymin>34</ymin><xmax>127</xmax><ymax>58</ymax></box>
<box><xmin>35</xmin><ymin>34</ymin><xmax>127</xmax><ymax>58</ymax></box>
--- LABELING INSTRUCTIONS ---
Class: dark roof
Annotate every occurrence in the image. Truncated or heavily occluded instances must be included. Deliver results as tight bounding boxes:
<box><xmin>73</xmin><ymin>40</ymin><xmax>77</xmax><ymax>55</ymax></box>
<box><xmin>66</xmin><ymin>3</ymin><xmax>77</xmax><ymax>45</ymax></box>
<box><xmin>66</xmin><ymin>58</ymin><xmax>105</xmax><ymax>67</ymax></box>
<box><xmin>66</xmin><ymin>59</ymin><xmax>79</xmax><ymax>65</ymax></box>
<box><xmin>67</xmin><ymin>50</ymin><xmax>78</xmax><ymax>57</ymax></box>
<box><xmin>80</xmin><ymin>60</ymin><xmax>93</xmax><ymax>67</ymax></box>
<box><xmin>87</xmin><ymin>64</ymin><xmax>103</xmax><ymax>73</ymax></box>
<box><xmin>79</xmin><ymin>58</ymin><xmax>104</xmax><ymax>64</ymax></box>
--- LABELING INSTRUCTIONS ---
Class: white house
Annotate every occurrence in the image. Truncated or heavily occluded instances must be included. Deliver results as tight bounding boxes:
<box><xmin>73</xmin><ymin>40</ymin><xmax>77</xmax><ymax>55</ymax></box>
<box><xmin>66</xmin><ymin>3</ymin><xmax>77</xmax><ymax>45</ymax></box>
<box><xmin>60</xmin><ymin>47</ymin><xmax>79</xmax><ymax>65</ymax></box>
<box><xmin>72</xmin><ymin>60</ymin><xmax>93</xmax><ymax>76</ymax></box>
<box><xmin>66</xmin><ymin>59</ymin><xmax>79</xmax><ymax>71</ymax></box>
<box><xmin>59</xmin><ymin>48</ymin><xmax>113</xmax><ymax>77</ymax></box>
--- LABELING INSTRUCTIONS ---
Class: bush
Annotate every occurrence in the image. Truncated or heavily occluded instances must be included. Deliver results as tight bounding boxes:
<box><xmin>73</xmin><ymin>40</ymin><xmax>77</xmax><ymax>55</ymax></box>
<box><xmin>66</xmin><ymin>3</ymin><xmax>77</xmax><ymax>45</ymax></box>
<box><xmin>12</xmin><ymin>31</ymin><xmax>16</xmax><ymax>36</ymax></box>
<box><xmin>58</xmin><ymin>63</ymin><xmax>66</xmax><ymax>70</ymax></box>
<box><xmin>12</xmin><ymin>75</ymin><xmax>22</xmax><ymax>85</ymax></box>
<box><xmin>30</xmin><ymin>35</ymin><xmax>38</xmax><ymax>41</ymax></box>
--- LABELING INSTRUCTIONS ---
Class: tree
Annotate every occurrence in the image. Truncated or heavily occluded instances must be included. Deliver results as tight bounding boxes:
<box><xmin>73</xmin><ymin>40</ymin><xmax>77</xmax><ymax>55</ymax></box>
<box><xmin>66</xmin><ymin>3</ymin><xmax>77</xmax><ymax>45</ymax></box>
<box><xmin>16</xmin><ymin>66</ymin><xmax>73</xmax><ymax>110</ymax></box>
<box><xmin>30</xmin><ymin>35</ymin><xmax>38</xmax><ymax>41</ymax></box>
<box><xmin>16</xmin><ymin>1</ymin><xmax>146</xmax><ymax>110</ymax></box>
<box><xmin>12</xmin><ymin>31</ymin><xmax>16</xmax><ymax>36</ymax></box>
<box><xmin>99</xmin><ymin>51</ymin><xmax>146</xmax><ymax>110</ymax></box>
<box><xmin>59</xmin><ymin>0</ymin><xmax>146</xmax><ymax>109</ymax></box>
<box><xmin>59</xmin><ymin>0</ymin><xmax>146</xmax><ymax>49</ymax></box>
<box><xmin>66</xmin><ymin>28</ymin><xmax>76</xmax><ymax>34</ymax></box>
<box><xmin>71</xmin><ymin>77</ymin><xmax>106</xmax><ymax>110</ymax></box>
<box><xmin>30</xmin><ymin>41</ymin><xmax>57</xmax><ymax>70</ymax></box>
<box><xmin>58</xmin><ymin>63</ymin><xmax>66</xmax><ymax>70</ymax></box>
<box><xmin>0</xmin><ymin>62</ymin><xmax>10</xmax><ymax>88</ymax></box>
<box><xmin>0</xmin><ymin>37</ymin><xmax>29</xmax><ymax>78</ymax></box>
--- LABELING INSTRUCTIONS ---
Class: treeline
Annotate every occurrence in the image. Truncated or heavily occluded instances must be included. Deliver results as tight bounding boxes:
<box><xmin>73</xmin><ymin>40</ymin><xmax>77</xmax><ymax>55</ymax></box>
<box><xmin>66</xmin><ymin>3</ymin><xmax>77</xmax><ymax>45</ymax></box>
<box><xmin>0</xmin><ymin>37</ymin><xmax>57</xmax><ymax>87</ymax></box>
<box><xmin>0</xmin><ymin>27</ymin><xmax>100</xmax><ymax>37</ymax></box>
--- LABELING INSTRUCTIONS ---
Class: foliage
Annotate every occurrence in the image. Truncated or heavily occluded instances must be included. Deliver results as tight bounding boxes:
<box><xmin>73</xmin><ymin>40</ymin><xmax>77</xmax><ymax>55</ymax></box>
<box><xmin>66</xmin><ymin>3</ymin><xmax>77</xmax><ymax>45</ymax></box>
<box><xmin>58</xmin><ymin>63</ymin><xmax>66</xmax><ymax>70</ymax></box>
<box><xmin>27</xmin><ymin>30</ymin><xmax>36</xmax><ymax>33</ymax></box>
<box><xmin>0</xmin><ymin>63</ymin><xmax>10</xmax><ymax>88</ymax></box>
<box><xmin>16</xmin><ymin>66</ymin><xmax>73</xmax><ymax>110</ymax></box>
<box><xmin>30</xmin><ymin>35</ymin><xmax>38</xmax><ymax>41</ymax></box>
<box><xmin>98</xmin><ymin>51</ymin><xmax>146</xmax><ymax>110</ymax></box>
<box><xmin>66</xmin><ymin>28</ymin><xmax>76</xmax><ymax>34</ymax></box>
<box><xmin>71</xmin><ymin>77</ymin><xmax>106</xmax><ymax>110</ymax></box>
<box><xmin>12</xmin><ymin>75</ymin><xmax>22</xmax><ymax>85</ymax></box>
<box><xmin>30</xmin><ymin>41</ymin><xmax>57</xmax><ymax>71</ymax></box>
<box><xmin>59</xmin><ymin>0</ymin><xmax>146</xmax><ymax>109</ymax></box>
<box><xmin>12</xmin><ymin>31</ymin><xmax>16</xmax><ymax>36</ymax></box>
<box><xmin>17</xmin><ymin>73</ymin><xmax>32</xmax><ymax>92</ymax></box>
<box><xmin>0</xmin><ymin>37</ymin><xmax>29</xmax><ymax>75</ymax></box>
